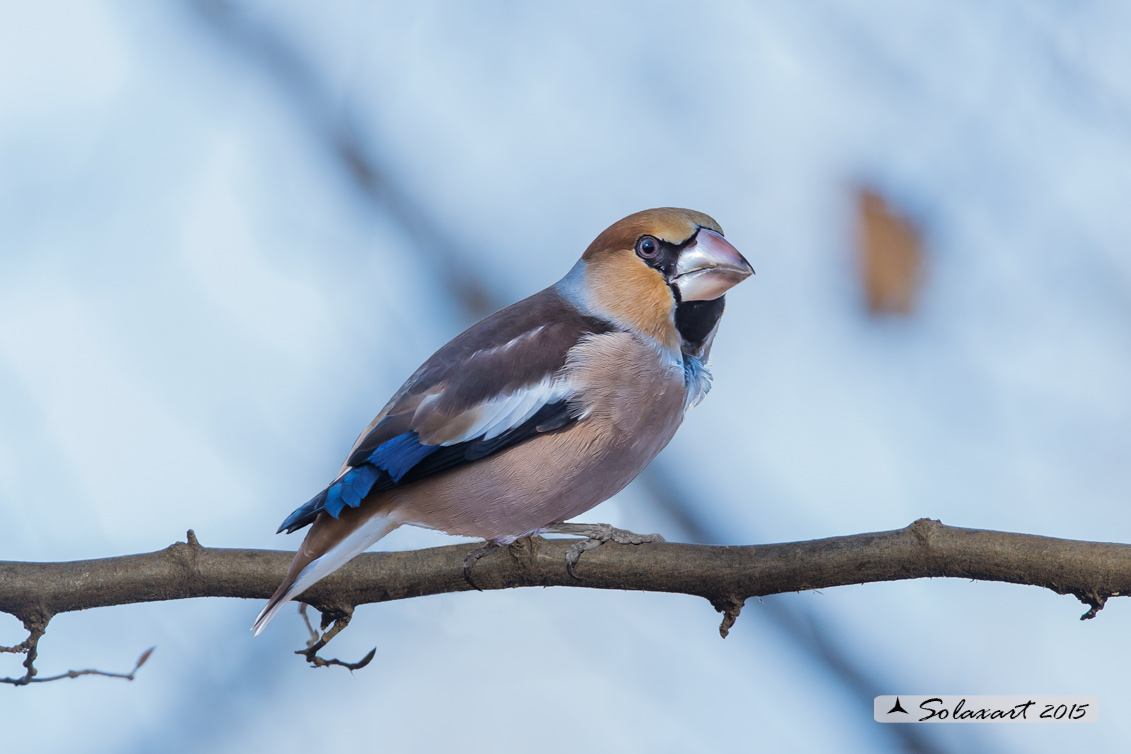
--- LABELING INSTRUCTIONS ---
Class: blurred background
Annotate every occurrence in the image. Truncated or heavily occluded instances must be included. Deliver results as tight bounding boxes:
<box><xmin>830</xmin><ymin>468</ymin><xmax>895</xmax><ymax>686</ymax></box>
<box><xmin>2</xmin><ymin>1</ymin><xmax>1130</xmax><ymax>751</ymax></box>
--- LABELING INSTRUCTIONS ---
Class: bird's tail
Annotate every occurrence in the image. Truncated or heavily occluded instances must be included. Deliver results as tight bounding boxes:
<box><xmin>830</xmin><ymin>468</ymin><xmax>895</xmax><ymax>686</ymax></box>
<box><xmin>252</xmin><ymin>511</ymin><xmax>399</xmax><ymax>636</ymax></box>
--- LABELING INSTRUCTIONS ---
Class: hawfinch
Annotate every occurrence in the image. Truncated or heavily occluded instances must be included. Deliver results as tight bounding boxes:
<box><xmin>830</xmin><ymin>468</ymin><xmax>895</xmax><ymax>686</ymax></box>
<box><xmin>253</xmin><ymin>208</ymin><xmax>753</xmax><ymax>634</ymax></box>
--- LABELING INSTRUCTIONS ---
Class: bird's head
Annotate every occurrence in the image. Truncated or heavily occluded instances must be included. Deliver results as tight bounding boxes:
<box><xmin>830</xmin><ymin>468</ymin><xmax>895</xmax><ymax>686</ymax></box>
<box><xmin>571</xmin><ymin>208</ymin><xmax>753</xmax><ymax>349</ymax></box>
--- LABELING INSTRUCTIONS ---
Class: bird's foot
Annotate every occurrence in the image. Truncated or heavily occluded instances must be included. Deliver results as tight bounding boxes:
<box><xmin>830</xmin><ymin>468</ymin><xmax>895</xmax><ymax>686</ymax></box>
<box><xmin>542</xmin><ymin>522</ymin><xmax>666</xmax><ymax>580</ymax></box>
<box><xmin>462</xmin><ymin>540</ymin><xmax>503</xmax><ymax>591</ymax></box>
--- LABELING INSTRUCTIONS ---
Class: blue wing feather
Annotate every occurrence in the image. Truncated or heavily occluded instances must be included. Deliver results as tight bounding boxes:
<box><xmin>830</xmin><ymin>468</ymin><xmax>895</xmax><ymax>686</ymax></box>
<box><xmin>277</xmin><ymin>402</ymin><xmax>573</xmax><ymax>534</ymax></box>
<box><xmin>367</xmin><ymin>432</ymin><xmax>438</xmax><ymax>481</ymax></box>
<box><xmin>278</xmin><ymin>434</ymin><xmax>437</xmax><ymax>533</ymax></box>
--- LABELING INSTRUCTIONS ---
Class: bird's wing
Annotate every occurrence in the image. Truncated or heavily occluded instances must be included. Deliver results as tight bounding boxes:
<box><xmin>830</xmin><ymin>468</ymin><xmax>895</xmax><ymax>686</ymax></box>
<box><xmin>277</xmin><ymin>288</ymin><xmax>612</xmax><ymax>533</ymax></box>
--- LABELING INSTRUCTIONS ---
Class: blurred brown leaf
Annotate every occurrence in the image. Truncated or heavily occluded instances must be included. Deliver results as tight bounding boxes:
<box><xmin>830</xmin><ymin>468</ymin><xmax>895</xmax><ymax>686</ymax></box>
<box><xmin>856</xmin><ymin>188</ymin><xmax>925</xmax><ymax>316</ymax></box>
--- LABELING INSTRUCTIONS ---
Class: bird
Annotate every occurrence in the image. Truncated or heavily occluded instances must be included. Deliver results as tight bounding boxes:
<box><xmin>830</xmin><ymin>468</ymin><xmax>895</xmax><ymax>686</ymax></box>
<box><xmin>253</xmin><ymin>207</ymin><xmax>753</xmax><ymax>635</ymax></box>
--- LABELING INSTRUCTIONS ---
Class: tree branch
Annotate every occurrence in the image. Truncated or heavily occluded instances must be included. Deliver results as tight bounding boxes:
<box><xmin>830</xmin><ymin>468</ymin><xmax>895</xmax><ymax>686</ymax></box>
<box><xmin>2</xmin><ymin>520</ymin><xmax>1128</xmax><ymax>640</ymax></box>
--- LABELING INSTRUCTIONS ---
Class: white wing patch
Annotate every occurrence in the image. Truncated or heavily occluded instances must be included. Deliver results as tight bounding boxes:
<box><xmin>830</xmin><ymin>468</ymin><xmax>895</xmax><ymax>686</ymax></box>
<box><xmin>466</xmin><ymin>325</ymin><xmax>545</xmax><ymax>361</ymax></box>
<box><xmin>441</xmin><ymin>375</ymin><xmax>574</xmax><ymax>445</ymax></box>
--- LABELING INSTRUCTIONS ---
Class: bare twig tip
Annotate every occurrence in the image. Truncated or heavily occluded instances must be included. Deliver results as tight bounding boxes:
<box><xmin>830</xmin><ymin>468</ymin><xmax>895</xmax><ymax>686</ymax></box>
<box><xmin>135</xmin><ymin>647</ymin><xmax>156</xmax><ymax>670</ymax></box>
<box><xmin>1078</xmin><ymin>590</ymin><xmax>1108</xmax><ymax>621</ymax></box>
<box><xmin>712</xmin><ymin>597</ymin><xmax>745</xmax><ymax>639</ymax></box>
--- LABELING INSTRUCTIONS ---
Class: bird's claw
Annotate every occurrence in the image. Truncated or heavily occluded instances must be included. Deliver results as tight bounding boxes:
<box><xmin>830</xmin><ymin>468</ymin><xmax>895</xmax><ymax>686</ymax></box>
<box><xmin>462</xmin><ymin>541</ymin><xmax>502</xmax><ymax>590</ymax></box>
<box><xmin>564</xmin><ymin>538</ymin><xmax>605</xmax><ymax>579</ymax></box>
<box><xmin>545</xmin><ymin>523</ymin><xmax>665</xmax><ymax>580</ymax></box>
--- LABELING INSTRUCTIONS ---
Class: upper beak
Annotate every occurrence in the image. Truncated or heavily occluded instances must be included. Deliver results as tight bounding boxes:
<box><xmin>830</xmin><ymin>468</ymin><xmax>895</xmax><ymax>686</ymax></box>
<box><xmin>671</xmin><ymin>228</ymin><xmax>754</xmax><ymax>302</ymax></box>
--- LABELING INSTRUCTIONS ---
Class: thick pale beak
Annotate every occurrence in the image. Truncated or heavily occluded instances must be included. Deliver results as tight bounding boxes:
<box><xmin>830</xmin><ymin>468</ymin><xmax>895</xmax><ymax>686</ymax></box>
<box><xmin>671</xmin><ymin>228</ymin><xmax>754</xmax><ymax>301</ymax></box>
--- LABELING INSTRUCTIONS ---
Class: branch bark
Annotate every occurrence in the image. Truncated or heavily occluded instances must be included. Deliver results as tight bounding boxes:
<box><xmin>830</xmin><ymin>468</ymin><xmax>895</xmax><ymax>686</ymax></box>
<box><xmin>3</xmin><ymin>519</ymin><xmax>1128</xmax><ymax>637</ymax></box>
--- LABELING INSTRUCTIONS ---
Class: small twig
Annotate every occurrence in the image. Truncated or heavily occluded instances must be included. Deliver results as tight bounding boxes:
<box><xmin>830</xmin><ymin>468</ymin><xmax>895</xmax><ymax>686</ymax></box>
<box><xmin>295</xmin><ymin>603</ymin><xmax>375</xmax><ymax>671</ymax></box>
<box><xmin>299</xmin><ymin>602</ymin><xmax>320</xmax><ymax>647</ymax></box>
<box><xmin>303</xmin><ymin>645</ymin><xmax>377</xmax><ymax>672</ymax></box>
<box><xmin>0</xmin><ymin>617</ymin><xmax>48</xmax><ymax>686</ymax></box>
<box><xmin>2</xmin><ymin>635</ymin><xmax>154</xmax><ymax>686</ymax></box>
<box><xmin>0</xmin><ymin>636</ymin><xmax>36</xmax><ymax>655</ymax></box>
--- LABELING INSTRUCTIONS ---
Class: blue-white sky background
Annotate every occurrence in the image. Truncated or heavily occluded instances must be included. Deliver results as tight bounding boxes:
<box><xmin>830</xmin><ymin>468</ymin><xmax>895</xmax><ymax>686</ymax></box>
<box><xmin>2</xmin><ymin>1</ymin><xmax>1130</xmax><ymax>751</ymax></box>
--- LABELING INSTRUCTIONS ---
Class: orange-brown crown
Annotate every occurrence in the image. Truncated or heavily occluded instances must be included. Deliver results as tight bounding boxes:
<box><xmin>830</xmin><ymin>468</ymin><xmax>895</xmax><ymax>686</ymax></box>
<box><xmin>582</xmin><ymin>208</ymin><xmax>723</xmax><ymax>262</ymax></box>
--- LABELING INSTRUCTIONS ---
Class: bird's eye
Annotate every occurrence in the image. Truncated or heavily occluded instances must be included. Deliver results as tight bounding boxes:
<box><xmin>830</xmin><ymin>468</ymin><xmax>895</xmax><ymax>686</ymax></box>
<box><xmin>635</xmin><ymin>236</ymin><xmax>660</xmax><ymax>259</ymax></box>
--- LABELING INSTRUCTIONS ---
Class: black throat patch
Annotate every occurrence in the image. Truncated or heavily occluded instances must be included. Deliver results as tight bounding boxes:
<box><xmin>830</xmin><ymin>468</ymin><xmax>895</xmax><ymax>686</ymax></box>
<box><xmin>675</xmin><ymin>296</ymin><xmax>725</xmax><ymax>354</ymax></box>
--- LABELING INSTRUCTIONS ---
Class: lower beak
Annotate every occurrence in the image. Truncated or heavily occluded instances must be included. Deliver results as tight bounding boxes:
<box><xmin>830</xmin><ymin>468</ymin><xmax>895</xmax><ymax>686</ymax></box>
<box><xmin>671</xmin><ymin>228</ymin><xmax>754</xmax><ymax>302</ymax></box>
